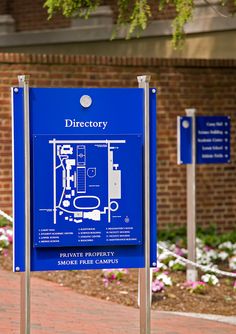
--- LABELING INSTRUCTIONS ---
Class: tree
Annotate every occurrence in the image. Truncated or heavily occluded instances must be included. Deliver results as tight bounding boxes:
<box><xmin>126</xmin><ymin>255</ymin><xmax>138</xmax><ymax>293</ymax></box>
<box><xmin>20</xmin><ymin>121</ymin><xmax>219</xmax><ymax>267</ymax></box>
<box><xmin>44</xmin><ymin>0</ymin><xmax>236</xmax><ymax>48</ymax></box>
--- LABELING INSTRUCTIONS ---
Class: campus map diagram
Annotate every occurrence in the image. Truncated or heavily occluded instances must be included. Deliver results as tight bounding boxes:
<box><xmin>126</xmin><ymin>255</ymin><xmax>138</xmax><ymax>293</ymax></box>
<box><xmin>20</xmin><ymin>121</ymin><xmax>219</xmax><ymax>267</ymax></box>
<box><xmin>33</xmin><ymin>135</ymin><xmax>142</xmax><ymax>247</ymax></box>
<box><xmin>50</xmin><ymin>139</ymin><xmax>124</xmax><ymax>225</ymax></box>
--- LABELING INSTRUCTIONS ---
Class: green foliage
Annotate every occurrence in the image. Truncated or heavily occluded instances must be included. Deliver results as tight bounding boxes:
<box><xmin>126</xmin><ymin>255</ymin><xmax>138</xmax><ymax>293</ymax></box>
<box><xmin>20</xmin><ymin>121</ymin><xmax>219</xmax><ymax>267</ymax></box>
<box><xmin>197</xmin><ymin>225</ymin><xmax>219</xmax><ymax>248</ymax></box>
<box><xmin>44</xmin><ymin>0</ymin><xmax>100</xmax><ymax>19</ymax></box>
<box><xmin>159</xmin><ymin>224</ymin><xmax>236</xmax><ymax>248</ymax></box>
<box><xmin>197</xmin><ymin>225</ymin><xmax>236</xmax><ymax>247</ymax></box>
<box><xmin>171</xmin><ymin>0</ymin><xmax>193</xmax><ymax>48</ymax></box>
<box><xmin>158</xmin><ymin>0</ymin><xmax>194</xmax><ymax>48</ymax></box>
<box><xmin>171</xmin><ymin>262</ymin><xmax>186</xmax><ymax>271</ymax></box>
<box><xmin>0</xmin><ymin>217</ymin><xmax>9</xmax><ymax>227</ymax></box>
<box><xmin>116</xmin><ymin>0</ymin><xmax>151</xmax><ymax>38</ymax></box>
<box><xmin>159</xmin><ymin>225</ymin><xmax>187</xmax><ymax>244</ymax></box>
<box><xmin>44</xmin><ymin>0</ymin><xmax>236</xmax><ymax>48</ymax></box>
<box><xmin>219</xmin><ymin>231</ymin><xmax>236</xmax><ymax>243</ymax></box>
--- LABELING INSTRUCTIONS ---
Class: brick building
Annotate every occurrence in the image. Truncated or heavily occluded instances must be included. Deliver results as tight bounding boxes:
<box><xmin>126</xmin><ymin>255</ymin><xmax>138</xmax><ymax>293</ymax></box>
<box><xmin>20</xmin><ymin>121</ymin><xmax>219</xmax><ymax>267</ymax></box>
<box><xmin>0</xmin><ymin>54</ymin><xmax>236</xmax><ymax>232</ymax></box>
<box><xmin>0</xmin><ymin>1</ymin><xmax>236</xmax><ymax>231</ymax></box>
<box><xmin>0</xmin><ymin>0</ymin><xmax>235</xmax><ymax>58</ymax></box>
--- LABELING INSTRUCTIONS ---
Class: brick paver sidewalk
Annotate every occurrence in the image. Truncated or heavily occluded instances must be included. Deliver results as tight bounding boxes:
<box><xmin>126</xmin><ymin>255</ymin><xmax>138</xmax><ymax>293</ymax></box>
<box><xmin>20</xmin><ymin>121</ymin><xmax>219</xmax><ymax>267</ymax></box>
<box><xmin>0</xmin><ymin>270</ymin><xmax>235</xmax><ymax>334</ymax></box>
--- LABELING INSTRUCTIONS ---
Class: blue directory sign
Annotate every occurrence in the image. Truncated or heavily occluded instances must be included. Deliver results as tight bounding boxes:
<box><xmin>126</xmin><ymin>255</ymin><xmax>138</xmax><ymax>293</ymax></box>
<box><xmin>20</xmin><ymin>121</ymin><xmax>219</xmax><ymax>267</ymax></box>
<box><xmin>178</xmin><ymin>116</ymin><xmax>230</xmax><ymax>164</ymax></box>
<box><xmin>12</xmin><ymin>88</ymin><xmax>157</xmax><ymax>272</ymax></box>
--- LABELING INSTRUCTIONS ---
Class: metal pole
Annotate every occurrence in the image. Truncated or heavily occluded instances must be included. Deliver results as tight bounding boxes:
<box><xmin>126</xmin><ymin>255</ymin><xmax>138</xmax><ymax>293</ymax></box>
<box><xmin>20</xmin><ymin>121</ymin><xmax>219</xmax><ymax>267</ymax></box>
<box><xmin>185</xmin><ymin>108</ymin><xmax>198</xmax><ymax>282</ymax></box>
<box><xmin>137</xmin><ymin>75</ymin><xmax>151</xmax><ymax>334</ymax></box>
<box><xmin>18</xmin><ymin>75</ymin><xmax>31</xmax><ymax>334</ymax></box>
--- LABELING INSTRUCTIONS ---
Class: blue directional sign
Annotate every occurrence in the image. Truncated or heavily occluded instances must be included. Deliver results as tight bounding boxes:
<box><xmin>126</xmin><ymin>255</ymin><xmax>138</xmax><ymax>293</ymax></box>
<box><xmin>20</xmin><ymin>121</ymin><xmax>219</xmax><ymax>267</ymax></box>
<box><xmin>196</xmin><ymin>116</ymin><xmax>230</xmax><ymax>164</ymax></box>
<box><xmin>177</xmin><ymin>116</ymin><xmax>192</xmax><ymax>164</ymax></box>
<box><xmin>178</xmin><ymin>116</ymin><xmax>230</xmax><ymax>164</ymax></box>
<box><xmin>12</xmin><ymin>88</ymin><xmax>157</xmax><ymax>272</ymax></box>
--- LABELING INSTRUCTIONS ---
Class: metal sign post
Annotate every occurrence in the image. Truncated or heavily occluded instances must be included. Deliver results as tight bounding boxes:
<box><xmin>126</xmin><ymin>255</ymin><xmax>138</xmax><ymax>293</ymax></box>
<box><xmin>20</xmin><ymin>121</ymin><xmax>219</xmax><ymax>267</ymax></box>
<box><xmin>185</xmin><ymin>108</ymin><xmax>198</xmax><ymax>282</ymax></box>
<box><xmin>18</xmin><ymin>75</ymin><xmax>31</xmax><ymax>334</ymax></box>
<box><xmin>138</xmin><ymin>75</ymin><xmax>151</xmax><ymax>334</ymax></box>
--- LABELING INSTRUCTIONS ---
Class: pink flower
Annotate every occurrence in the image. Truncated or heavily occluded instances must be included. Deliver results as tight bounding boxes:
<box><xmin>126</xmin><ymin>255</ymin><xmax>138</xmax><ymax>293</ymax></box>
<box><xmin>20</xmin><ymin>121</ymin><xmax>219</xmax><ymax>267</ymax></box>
<box><xmin>152</xmin><ymin>279</ymin><xmax>164</xmax><ymax>292</ymax></box>
<box><xmin>183</xmin><ymin>280</ymin><xmax>206</xmax><ymax>294</ymax></box>
<box><xmin>3</xmin><ymin>249</ymin><xmax>8</xmax><ymax>257</ymax></box>
<box><xmin>204</xmin><ymin>245</ymin><xmax>212</xmax><ymax>252</ymax></box>
<box><xmin>102</xmin><ymin>268</ymin><xmax>128</xmax><ymax>286</ymax></box>
<box><xmin>184</xmin><ymin>281</ymin><xmax>206</xmax><ymax>289</ymax></box>
<box><xmin>191</xmin><ymin>281</ymin><xmax>206</xmax><ymax>289</ymax></box>
<box><xmin>103</xmin><ymin>278</ymin><xmax>109</xmax><ymax>288</ymax></box>
<box><xmin>175</xmin><ymin>247</ymin><xmax>184</xmax><ymax>256</ymax></box>
<box><xmin>7</xmin><ymin>235</ymin><xmax>13</xmax><ymax>243</ymax></box>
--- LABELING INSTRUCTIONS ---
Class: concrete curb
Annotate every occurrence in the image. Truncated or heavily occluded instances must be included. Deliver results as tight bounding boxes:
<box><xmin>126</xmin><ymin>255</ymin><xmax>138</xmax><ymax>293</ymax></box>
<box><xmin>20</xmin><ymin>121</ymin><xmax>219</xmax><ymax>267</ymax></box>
<box><xmin>159</xmin><ymin>311</ymin><xmax>236</xmax><ymax>326</ymax></box>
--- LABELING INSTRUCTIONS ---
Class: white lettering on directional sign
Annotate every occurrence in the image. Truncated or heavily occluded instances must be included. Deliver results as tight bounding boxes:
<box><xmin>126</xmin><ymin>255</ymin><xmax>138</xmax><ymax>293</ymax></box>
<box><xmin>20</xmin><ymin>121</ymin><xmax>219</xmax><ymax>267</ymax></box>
<box><xmin>196</xmin><ymin>116</ymin><xmax>230</xmax><ymax>164</ymax></box>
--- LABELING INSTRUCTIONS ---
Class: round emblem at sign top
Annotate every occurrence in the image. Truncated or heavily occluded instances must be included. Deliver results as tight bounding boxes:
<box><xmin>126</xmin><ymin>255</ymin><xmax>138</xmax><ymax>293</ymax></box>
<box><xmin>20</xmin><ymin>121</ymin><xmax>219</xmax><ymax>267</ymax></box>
<box><xmin>80</xmin><ymin>95</ymin><xmax>92</xmax><ymax>108</ymax></box>
<box><xmin>182</xmin><ymin>120</ymin><xmax>190</xmax><ymax>129</ymax></box>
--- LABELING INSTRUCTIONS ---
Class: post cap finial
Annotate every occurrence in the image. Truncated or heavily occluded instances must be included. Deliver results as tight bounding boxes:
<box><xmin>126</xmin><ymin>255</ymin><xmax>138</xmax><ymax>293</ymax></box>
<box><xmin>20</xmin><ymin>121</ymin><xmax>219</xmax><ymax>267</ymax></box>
<box><xmin>18</xmin><ymin>75</ymin><xmax>30</xmax><ymax>87</ymax></box>
<box><xmin>137</xmin><ymin>75</ymin><xmax>151</xmax><ymax>83</ymax></box>
<box><xmin>185</xmin><ymin>108</ymin><xmax>196</xmax><ymax>116</ymax></box>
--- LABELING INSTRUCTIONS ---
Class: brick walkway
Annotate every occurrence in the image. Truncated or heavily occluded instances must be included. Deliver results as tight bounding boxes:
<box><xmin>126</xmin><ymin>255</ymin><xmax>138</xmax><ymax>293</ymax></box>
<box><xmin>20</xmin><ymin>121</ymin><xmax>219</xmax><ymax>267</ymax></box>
<box><xmin>0</xmin><ymin>270</ymin><xmax>235</xmax><ymax>334</ymax></box>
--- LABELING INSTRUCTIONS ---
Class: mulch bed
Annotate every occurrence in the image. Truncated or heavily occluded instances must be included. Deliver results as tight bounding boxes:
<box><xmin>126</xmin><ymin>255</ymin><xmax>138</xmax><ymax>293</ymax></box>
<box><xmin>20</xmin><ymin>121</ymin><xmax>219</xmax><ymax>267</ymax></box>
<box><xmin>1</xmin><ymin>247</ymin><xmax>236</xmax><ymax>316</ymax></box>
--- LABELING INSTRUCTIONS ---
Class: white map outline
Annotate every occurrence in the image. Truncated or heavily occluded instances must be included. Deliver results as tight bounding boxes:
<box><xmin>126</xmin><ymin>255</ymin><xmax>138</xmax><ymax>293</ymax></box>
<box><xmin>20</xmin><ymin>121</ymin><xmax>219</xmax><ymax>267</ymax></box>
<box><xmin>49</xmin><ymin>139</ymin><xmax>126</xmax><ymax>225</ymax></box>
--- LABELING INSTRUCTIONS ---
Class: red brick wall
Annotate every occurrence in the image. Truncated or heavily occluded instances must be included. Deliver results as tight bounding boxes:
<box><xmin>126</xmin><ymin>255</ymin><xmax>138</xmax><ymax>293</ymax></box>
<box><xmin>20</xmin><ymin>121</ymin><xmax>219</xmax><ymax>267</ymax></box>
<box><xmin>7</xmin><ymin>0</ymin><xmax>70</xmax><ymax>31</ymax></box>
<box><xmin>0</xmin><ymin>53</ymin><xmax>236</xmax><ymax>232</ymax></box>
<box><xmin>0</xmin><ymin>0</ymin><xmax>9</xmax><ymax>15</ymax></box>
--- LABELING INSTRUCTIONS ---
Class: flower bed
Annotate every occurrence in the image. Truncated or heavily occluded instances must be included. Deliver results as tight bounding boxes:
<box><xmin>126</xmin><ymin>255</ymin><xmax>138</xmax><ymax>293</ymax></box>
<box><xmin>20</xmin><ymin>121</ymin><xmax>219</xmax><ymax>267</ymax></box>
<box><xmin>0</xmin><ymin>225</ymin><xmax>13</xmax><ymax>256</ymax></box>
<box><xmin>154</xmin><ymin>238</ymin><xmax>236</xmax><ymax>294</ymax></box>
<box><xmin>1</xmin><ymin>221</ymin><xmax>236</xmax><ymax>315</ymax></box>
